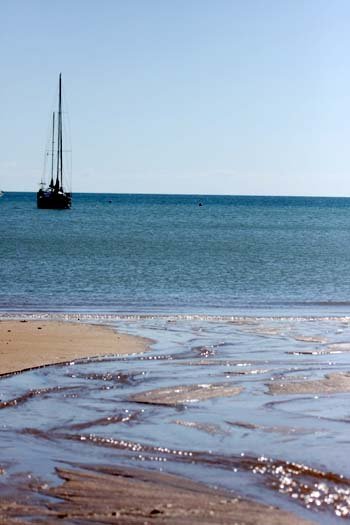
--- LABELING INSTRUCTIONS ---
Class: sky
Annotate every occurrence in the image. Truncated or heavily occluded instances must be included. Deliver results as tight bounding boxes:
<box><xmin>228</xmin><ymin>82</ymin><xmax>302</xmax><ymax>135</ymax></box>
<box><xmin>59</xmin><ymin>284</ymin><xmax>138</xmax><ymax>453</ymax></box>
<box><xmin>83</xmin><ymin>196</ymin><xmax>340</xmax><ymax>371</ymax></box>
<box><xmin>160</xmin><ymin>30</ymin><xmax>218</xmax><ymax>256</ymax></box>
<box><xmin>1</xmin><ymin>0</ymin><xmax>350</xmax><ymax>196</ymax></box>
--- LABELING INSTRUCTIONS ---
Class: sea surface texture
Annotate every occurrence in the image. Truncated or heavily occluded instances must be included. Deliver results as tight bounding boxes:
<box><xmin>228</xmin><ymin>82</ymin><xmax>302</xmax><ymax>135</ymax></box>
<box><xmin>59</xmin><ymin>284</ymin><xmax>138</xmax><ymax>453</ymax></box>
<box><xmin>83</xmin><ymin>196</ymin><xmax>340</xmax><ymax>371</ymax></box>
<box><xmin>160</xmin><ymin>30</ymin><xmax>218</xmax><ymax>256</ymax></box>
<box><xmin>2</xmin><ymin>192</ymin><xmax>350</xmax><ymax>313</ymax></box>
<box><xmin>2</xmin><ymin>193</ymin><xmax>350</xmax><ymax>523</ymax></box>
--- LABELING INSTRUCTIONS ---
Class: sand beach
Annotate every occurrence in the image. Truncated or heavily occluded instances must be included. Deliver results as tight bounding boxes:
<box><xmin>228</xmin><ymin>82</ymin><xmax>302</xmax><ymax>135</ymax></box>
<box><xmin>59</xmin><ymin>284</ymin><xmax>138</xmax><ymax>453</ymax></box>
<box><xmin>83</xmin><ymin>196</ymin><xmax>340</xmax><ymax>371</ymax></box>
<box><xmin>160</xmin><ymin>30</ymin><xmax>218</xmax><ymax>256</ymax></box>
<box><xmin>0</xmin><ymin>320</ymin><xmax>148</xmax><ymax>375</ymax></box>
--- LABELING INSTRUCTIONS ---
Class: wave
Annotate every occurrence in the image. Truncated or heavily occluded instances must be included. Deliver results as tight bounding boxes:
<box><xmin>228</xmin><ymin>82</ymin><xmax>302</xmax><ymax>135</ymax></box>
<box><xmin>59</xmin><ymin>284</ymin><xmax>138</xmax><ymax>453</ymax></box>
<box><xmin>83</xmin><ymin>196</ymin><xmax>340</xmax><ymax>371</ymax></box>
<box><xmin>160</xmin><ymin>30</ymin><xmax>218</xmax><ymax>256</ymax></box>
<box><xmin>1</xmin><ymin>311</ymin><xmax>350</xmax><ymax>323</ymax></box>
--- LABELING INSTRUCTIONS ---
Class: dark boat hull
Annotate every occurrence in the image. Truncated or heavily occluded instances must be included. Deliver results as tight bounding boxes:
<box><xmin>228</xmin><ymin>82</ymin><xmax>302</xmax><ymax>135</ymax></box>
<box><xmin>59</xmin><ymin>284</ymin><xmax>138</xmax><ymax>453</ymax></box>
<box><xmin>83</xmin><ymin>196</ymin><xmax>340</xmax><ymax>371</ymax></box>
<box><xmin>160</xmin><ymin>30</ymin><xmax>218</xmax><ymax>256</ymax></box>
<box><xmin>37</xmin><ymin>190</ymin><xmax>71</xmax><ymax>209</ymax></box>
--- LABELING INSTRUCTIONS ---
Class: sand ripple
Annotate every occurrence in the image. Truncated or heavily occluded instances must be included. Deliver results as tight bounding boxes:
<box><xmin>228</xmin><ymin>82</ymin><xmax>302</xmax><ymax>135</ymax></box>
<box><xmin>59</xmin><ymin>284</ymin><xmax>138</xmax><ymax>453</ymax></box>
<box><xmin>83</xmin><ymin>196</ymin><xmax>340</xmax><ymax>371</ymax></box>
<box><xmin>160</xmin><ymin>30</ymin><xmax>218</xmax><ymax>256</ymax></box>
<box><xmin>130</xmin><ymin>382</ymin><xmax>243</xmax><ymax>406</ymax></box>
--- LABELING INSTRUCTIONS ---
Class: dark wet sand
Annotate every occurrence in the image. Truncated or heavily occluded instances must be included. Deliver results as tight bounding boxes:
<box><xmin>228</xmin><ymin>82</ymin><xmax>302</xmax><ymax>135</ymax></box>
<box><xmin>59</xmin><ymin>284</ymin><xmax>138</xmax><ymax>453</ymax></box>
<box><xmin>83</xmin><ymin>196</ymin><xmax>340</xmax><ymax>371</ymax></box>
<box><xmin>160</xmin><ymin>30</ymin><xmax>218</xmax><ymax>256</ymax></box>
<box><xmin>0</xmin><ymin>464</ymin><xmax>314</xmax><ymax>524</ymax></box>
<box><xmin>268</xmin><ymin>371</ymin><xmax>350</xmax><ymax>395</ymax></box>
<box><xmin>130</xmin><ymin>382</ymin><xmax>243</xmax><ymax>406</ymax></box>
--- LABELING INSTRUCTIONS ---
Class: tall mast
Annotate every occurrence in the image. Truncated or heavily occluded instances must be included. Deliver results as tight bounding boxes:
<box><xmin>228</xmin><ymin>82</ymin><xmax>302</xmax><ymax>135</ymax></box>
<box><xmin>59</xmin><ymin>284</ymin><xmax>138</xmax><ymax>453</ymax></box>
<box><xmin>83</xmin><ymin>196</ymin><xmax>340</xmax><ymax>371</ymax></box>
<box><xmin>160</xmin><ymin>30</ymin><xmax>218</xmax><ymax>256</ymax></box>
<box><xmin>55</xmin><ymin>73</ymin><xmax>63</xmax><ymax>191</ymax></box>
<box><xmin>50</xmin><ymin>112</ymin><xmax>55</xmax><ymax>188</ymax></box>
<box><xmin>59</xmin><ymin>74</ymin><xmax>63</xmax><ymax>190</ymax></box>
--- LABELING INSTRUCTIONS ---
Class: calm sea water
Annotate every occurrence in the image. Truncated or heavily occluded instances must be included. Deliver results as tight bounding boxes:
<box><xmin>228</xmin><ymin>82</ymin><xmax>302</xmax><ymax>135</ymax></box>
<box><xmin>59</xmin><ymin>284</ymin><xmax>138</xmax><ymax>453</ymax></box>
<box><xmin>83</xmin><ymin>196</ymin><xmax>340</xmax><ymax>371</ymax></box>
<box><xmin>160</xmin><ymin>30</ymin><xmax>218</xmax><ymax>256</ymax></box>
<box><xmin>1</xmin><ymin>192</ymin><xmax>350</xmax><ymax>314</ymax></box>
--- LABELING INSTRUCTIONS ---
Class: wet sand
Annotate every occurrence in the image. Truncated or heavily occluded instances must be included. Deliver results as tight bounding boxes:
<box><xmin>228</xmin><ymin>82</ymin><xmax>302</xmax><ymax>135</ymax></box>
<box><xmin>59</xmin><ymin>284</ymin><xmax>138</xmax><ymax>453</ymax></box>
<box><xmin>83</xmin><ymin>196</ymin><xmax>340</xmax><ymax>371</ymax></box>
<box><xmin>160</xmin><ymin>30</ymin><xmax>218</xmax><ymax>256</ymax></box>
<box><xmin>268</xmin><ymin>371</ymin><xmax>350</xmax><ymax>395</ymax></box>
<box><xmin>0</xmin><ymin>464</ymin><xmax>314</xmax><ymax>524</ymax></box>
<box><xmin>0</xmin><ymin>320</ymin><xmax>149</xmax><ymax>375</ymax></box>
<box><xmin>130</xmin><ymin>382</ymin><xmax>243</xmax><ymax>406</ymax></box>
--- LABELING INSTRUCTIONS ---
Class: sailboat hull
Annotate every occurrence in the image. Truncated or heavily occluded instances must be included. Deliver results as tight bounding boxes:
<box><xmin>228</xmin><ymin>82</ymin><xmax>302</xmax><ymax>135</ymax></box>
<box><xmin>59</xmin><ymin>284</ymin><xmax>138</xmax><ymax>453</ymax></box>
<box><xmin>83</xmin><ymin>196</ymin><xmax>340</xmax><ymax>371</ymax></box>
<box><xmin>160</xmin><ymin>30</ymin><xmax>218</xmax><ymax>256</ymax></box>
<box><xmin>37</xmin><ymin>190</ymin><xmax>71</xmax><ymax>209</ymax></box>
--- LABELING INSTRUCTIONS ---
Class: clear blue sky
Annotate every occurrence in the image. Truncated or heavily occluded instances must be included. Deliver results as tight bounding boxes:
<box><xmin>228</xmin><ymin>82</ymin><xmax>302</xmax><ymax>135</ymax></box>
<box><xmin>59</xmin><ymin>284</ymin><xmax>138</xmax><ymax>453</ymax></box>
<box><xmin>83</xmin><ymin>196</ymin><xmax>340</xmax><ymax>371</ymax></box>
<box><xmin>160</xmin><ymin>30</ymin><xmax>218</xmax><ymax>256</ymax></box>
<box><xmin>1</xmin><ymin>0</ymin><xmax>350</xmax><ymax>195</ymax></box>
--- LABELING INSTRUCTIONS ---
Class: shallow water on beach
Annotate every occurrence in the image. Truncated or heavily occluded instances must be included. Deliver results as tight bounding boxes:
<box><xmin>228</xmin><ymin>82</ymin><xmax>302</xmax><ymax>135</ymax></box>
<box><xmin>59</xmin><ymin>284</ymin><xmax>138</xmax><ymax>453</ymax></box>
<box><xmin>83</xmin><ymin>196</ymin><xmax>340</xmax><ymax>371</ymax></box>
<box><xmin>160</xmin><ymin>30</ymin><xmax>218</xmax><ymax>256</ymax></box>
<box><xmin>1</xmin><ymin>314</ymin><xmax>350</xmax><ymax>523</ymax></box>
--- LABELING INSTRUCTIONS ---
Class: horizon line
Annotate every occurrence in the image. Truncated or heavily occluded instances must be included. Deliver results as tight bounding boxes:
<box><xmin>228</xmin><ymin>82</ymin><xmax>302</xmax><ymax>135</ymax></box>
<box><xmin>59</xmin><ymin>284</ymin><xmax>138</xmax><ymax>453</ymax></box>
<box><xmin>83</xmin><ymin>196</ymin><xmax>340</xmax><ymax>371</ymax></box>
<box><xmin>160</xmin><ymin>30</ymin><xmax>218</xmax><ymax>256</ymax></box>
<box><xmin>2</xmin><ymin>191</ymin><xmax>350</xmax><ymax>199</ymax></box>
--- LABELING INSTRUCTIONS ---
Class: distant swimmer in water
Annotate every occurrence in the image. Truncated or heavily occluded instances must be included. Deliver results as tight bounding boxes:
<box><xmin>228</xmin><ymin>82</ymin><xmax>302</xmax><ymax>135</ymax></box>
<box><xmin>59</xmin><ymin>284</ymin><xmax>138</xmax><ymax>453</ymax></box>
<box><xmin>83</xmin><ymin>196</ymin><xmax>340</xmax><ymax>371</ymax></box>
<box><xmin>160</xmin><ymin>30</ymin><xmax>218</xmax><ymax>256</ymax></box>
<box><xmin>199</xmin><ymin>202</ymin><xmax>203</xmax><ymax>207</ymax></box>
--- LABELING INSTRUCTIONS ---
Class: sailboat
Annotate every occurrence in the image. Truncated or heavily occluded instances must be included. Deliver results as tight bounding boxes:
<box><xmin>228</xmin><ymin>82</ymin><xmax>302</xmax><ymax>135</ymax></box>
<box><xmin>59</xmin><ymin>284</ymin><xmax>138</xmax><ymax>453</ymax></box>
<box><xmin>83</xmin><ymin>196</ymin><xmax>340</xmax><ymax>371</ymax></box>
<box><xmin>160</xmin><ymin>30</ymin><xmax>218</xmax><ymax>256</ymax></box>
<box><xmin>37</xmin><ymin>74</ymin><xmax>72</xmax><ymax>209</ymax></box>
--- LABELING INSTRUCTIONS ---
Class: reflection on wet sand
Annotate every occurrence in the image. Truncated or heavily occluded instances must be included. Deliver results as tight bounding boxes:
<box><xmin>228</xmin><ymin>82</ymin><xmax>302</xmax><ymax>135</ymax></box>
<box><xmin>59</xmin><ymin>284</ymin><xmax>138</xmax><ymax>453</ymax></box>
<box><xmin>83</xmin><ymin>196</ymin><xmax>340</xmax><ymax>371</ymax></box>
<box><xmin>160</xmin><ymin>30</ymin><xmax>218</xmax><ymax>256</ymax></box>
<box><xmin>2</xmin><ymin>314</ymin><xmax>350</xmax><ymax>523</ymax></box>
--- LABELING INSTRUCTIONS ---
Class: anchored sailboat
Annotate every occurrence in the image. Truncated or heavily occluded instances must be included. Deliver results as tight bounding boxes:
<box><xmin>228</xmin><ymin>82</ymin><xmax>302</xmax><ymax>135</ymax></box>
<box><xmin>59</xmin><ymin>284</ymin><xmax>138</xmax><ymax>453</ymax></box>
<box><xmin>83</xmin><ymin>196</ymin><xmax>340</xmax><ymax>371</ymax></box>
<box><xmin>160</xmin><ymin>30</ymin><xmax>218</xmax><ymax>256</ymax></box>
<box><xmin>37</xmin><ymin>74</ymin><xmax>71</xmax><ymax>209</ymax></box>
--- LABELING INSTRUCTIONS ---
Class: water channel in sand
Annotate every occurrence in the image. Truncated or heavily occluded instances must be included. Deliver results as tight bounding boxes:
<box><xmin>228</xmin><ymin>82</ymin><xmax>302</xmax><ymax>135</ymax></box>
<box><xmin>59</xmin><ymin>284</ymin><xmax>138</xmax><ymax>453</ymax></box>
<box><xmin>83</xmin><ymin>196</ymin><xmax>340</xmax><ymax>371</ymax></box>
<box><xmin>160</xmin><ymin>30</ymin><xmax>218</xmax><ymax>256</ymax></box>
<box><xmin>1</xmin><ymin>314</ymin><xmax>350</xmax><ymax>523</ymax></box>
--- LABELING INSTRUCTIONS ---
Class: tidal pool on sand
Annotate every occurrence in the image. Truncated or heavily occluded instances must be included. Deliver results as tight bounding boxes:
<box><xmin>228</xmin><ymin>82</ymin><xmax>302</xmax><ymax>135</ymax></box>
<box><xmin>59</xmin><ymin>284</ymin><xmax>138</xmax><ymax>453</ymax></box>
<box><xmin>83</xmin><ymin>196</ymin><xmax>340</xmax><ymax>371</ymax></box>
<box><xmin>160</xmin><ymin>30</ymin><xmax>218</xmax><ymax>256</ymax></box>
<box><xmin>1</xmin><ymin>314</ymin><xmax>350</xmax><ymax>523</ymax></box>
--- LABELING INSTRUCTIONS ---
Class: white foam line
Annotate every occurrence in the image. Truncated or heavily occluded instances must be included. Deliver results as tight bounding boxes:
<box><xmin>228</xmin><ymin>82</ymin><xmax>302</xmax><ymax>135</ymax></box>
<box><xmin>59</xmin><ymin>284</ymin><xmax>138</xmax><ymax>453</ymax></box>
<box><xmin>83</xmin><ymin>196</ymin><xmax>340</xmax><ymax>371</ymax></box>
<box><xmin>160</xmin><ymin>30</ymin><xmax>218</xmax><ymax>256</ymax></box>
<box><xmin>1</xmin><ymin>311</ymin><xmax>350</xmax><ymax>323</ymax></box>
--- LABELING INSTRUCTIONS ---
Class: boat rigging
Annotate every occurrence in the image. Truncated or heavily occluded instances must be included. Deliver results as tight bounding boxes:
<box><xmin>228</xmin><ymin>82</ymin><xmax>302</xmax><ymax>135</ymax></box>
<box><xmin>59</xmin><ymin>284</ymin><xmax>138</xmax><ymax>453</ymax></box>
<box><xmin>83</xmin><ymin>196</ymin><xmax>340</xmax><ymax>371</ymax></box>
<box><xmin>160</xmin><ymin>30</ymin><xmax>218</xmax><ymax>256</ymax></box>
<box><xmin>37</xmin><ymin>74</ymin><xmax>71</xmax><ymax>209</ymax></box>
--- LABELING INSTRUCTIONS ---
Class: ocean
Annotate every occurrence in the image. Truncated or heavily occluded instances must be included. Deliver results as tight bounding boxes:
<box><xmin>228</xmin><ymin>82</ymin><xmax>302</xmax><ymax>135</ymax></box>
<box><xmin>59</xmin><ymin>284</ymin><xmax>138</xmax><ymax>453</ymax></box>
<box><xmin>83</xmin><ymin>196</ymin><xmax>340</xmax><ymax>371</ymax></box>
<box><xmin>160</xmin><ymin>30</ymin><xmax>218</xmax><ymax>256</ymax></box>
<box><xmin>1</xmin><ymin>192</ymin><xmax>350</xmax><ymax>523</ymax></box>
<box><xmin>2</xmin><ymin>192</ymin><xmax>350</xmax><ymax>314</ymax></box>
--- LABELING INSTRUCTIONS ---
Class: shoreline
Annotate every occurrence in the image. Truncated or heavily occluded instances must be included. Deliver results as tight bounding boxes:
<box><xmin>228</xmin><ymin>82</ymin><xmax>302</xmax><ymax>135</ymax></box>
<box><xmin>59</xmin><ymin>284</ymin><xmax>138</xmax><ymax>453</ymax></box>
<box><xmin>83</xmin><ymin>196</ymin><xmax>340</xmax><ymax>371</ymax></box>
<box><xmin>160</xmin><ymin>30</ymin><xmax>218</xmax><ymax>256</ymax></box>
<box><xmin>1</xmin><ymin>310</ymin><xmax>350</xmax><ymax>322</ymax></box>
<box><xmin>0</xmin><ymin>320</ymin><xmax>150</xmax><ymax>375</ymax></box>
